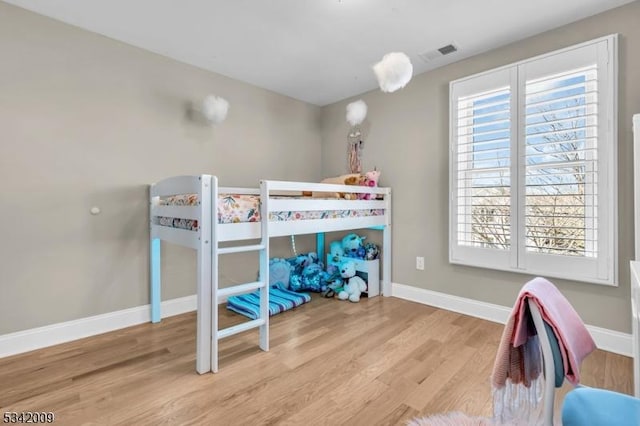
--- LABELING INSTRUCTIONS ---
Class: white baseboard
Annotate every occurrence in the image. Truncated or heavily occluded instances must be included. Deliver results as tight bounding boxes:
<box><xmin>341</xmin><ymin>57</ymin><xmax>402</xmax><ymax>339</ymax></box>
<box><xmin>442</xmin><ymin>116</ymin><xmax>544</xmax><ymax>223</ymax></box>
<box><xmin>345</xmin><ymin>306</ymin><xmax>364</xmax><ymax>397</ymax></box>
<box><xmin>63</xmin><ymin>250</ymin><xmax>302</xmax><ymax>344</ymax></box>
<box><xmin>3</xmin><ymin>285</ymin><xmax>632</xmax><ymax>360</ymax></box>
<box><xmin>392</xmin><ymin>283</ymin><xmax>632</xmax><ymax>357</ymax></box>
<box><xmin>0</xmin><ymin>295</ymin><xmax>197</xmax><ymax>359</ymax></box>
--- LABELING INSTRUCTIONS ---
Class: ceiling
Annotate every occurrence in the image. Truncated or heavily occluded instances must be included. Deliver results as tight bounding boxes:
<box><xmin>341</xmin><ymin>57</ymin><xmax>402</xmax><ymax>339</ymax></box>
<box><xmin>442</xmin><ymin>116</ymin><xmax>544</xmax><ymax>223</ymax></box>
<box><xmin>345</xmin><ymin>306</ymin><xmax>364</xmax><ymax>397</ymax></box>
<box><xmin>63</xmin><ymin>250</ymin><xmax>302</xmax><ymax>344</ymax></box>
<box><xmin>3</xmin><ymin>0</ymin><xmax>635</xmax><ymax>106</ymax></box>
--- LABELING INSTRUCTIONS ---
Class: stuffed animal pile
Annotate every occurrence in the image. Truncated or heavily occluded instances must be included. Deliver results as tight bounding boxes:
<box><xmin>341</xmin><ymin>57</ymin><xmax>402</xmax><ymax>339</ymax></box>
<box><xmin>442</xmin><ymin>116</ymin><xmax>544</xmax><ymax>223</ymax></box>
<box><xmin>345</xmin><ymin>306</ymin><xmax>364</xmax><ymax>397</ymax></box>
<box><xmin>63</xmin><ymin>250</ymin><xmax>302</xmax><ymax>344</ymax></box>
<box><xmin>321</xmin><ymin>233</ymin><xmax>381</xmax><ymax>302</ymax></box>
<box><xmin>268</xmin><ymin>233</ymin><xmax>380</xmax><ymax>302</ymax></box>
<box><xmin>267</xmin><ymin>252</ymin><xmax>332</xmax><ymax>293</ymax></box>
<box><xmin>287</xmin><ymin>252</ymin><xmax>331</xmax><ymax>293</ymax></box>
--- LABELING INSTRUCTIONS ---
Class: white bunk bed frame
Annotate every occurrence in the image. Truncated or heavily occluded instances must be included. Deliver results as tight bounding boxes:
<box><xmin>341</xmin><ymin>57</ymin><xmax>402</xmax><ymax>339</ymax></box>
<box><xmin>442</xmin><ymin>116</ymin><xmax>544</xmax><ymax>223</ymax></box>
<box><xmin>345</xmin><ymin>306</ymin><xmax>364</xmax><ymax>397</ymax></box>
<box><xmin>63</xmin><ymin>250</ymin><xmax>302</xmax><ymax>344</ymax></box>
<box><xmin>149</xmin><ymin>175</ymin><xmax>392</xmax><ymax>374</ymax></box>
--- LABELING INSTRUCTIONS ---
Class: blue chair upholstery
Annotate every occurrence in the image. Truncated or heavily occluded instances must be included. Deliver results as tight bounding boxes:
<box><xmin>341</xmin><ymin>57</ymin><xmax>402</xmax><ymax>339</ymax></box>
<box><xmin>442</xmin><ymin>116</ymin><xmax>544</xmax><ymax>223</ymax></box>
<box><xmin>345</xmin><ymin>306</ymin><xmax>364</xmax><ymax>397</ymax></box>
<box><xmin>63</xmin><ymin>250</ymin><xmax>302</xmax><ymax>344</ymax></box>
<box><xmin>562</xmin><ymin>387</ymin><xmax>640</xmax><ymax>425</ymax></box>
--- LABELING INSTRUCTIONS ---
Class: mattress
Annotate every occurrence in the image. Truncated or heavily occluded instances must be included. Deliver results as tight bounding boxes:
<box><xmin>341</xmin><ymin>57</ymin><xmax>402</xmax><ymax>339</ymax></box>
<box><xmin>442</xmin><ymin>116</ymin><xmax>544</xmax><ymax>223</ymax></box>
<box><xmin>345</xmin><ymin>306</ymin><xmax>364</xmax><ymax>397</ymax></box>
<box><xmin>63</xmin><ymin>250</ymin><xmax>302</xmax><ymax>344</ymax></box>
<box><xmin>156</xmin><ymin>193</ymin><xmax>383</xmax><ymax>231</ymax></box>
<box><xmin>226</xmin><ymin>286</ymin><xmax>311</xmax><ymax>320</ymax></box>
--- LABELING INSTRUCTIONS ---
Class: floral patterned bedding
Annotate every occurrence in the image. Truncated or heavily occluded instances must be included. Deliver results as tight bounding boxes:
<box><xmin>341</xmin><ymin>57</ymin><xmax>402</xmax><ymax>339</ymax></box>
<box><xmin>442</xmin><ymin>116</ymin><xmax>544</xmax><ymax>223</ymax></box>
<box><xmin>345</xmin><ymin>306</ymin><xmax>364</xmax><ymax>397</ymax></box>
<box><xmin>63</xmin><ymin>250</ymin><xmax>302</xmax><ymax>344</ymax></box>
<box><xmin>156</xmin><ymin>194</ymin><xmax>383</xmax><ymax>231</ymax></box>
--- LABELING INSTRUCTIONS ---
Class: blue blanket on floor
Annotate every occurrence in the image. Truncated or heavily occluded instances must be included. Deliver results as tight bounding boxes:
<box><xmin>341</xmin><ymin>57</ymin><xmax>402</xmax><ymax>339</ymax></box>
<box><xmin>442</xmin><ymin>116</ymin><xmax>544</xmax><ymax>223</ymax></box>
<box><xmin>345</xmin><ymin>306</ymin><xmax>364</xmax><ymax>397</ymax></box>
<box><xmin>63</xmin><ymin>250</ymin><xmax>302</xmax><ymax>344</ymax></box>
<box><xmin>226</xmin><ymin>286</ymin><xmax>311</xmax><ymax>320</ymax></box>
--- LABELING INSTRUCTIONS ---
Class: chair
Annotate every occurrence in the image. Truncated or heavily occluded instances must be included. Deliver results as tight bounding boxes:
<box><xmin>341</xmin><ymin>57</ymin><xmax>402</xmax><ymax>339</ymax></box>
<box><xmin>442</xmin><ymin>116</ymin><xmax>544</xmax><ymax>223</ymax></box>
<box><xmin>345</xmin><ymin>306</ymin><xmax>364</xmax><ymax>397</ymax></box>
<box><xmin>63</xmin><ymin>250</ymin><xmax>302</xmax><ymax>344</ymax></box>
<box><xmin>525</xmin><ymin>282</ymin><xmax>640</xmax><ymax>425</ymax></box>
<box><xmin>562</xmin><ymin>387</ymin><xmax>640</xmax><ymax>425</ymax></box>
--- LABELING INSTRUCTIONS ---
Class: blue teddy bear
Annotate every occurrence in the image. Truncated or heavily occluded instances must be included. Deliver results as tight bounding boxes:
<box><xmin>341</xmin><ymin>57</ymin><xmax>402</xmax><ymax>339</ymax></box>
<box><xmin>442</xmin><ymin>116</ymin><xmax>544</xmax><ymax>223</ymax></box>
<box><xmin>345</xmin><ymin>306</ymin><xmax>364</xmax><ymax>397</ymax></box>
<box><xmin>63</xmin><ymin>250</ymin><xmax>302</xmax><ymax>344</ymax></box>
<box><xmin>342</xmin><ymin>233</ymin><xmax>366</xmax><ymax>259</ymax></box>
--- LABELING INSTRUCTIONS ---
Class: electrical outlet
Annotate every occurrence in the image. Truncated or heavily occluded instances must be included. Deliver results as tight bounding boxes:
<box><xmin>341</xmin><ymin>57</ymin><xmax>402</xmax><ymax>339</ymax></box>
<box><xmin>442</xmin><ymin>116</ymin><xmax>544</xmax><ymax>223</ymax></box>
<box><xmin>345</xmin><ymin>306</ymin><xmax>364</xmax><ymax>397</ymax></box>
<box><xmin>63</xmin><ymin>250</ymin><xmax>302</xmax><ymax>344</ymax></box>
<box><xmin>416</xmin><ymin>256</ymin><xmax>425</xmax><ymax>270</ymax></box>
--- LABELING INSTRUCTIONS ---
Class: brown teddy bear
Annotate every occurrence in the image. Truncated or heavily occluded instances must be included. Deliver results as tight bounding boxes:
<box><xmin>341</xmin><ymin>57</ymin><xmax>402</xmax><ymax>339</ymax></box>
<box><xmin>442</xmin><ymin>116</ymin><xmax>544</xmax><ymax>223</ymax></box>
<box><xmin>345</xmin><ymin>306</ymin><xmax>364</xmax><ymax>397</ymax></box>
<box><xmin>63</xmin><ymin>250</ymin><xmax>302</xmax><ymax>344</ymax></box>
<box><xmin>303</xmin><ymin>173</ymin><xmax>361</xmax><ymax>199</ymax></box>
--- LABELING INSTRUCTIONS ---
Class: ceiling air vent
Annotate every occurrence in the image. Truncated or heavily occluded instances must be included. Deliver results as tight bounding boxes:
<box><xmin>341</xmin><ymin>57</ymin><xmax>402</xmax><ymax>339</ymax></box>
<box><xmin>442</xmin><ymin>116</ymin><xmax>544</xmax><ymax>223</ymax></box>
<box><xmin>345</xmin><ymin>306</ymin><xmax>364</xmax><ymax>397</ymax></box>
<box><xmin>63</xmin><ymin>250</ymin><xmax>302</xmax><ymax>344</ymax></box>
<box><xmin>438</xmin><ymin>44</ymin><xmax>458</xmax><ymax>55</ymax></box>
<box><xmin>419</xmin><ymin>43</ymin><xmax>458</xmax><ymax>63</ymax></box>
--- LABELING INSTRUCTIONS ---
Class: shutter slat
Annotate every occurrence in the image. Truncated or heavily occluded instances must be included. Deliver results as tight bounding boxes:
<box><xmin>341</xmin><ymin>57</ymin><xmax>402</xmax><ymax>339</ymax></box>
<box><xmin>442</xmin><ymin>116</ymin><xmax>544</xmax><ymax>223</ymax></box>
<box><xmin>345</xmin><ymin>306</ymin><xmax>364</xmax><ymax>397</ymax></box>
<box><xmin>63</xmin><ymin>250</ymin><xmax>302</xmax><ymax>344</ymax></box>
<box><xmin>526</xmin><ymin>204</ymin><xmax>587</xmax><ymax>208</ymax></box>
<box><xmin>458</xmin><ymin>113</ymin><xmax>510</xmax><ymax>124</ymax></box>
<box><xmin>524</xmin><ymin>136</ymin><xmax>596</xmax><ymax>151</ymax></box>
<box><xmin>525</xmin><ymin>169</ymin><xmax>595</xmax><ymax>178</ymax></box>
<box><xmin>526</xmin><ymin>105</ymin><xmax>590</xmax><ymax>122</ymax></box>
<box><xmin>525</xmin><ymin>124</ymin><xmax>597</xmax><ymax>139</ymax></box>
<box><xmin>526</xmin><ymin>160</ymin><xmax>588</xmax><ymax>170</ymax></box>
<box><xmin>460</xmin><ymin>145</ymin><xmax>510</xmax><ymax>155</ymax></box>
<box><xmin>458</xmin><ymin>109</ymin><xmax>510</xmax><ymax>123</ymax></box>
<box><xmin>527</xmin><ymin>224</ymin><xmax>594</xmax><ymax>231</ymax></box>
<box><xmin>525</xmin><ymin>112</ymin><xmax>597</xmax><ymax>128</ymax></box>
<box><xmin>525</xmin><ymin>90</ymin><xmax>597</xmax><ymax>110</ymax></box>
<box><xmin>526</xmin><ymin>77</ymin><xmax>596</xmax><ymax>98</ymax></box>
<box><xmin>458</xmin><ymin>125</ymin><xmax>510</xmax><ymax>139</ymax></box>
<box><xmin>525</xmin><ymin>246</ymin><xmax>597</xmax><ymax>256</ymax></box>
<box><xmin>526</xmin><ymin>214</ymin><xmax>596</xmax><ymax>219</ymax></box>
<box><xmin>526</xmin><ymin>65</ymin><xmax>597</xmax><ymax>88</ymax></box>
<box><xmin>458</xmin><ymin>136</ymin><xmax>511</xmax><ymax>148</ymax></box>
<box><xmin>458</xmin><ymin>98</ymin><xmax>510</xmax><ymax>115</ymax></box>
<box><xmin>457</xmin><ymin>165</ymin><xmax>510</xmax><ymax>174</ymax></box>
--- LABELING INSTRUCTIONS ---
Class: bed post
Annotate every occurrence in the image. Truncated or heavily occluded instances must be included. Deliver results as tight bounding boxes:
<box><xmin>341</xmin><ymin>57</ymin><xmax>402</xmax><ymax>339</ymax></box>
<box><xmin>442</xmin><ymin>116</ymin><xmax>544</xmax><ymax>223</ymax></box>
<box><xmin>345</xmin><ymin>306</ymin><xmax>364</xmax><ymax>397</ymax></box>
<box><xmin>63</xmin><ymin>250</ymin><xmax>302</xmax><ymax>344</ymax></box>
<box><xmin>382</xmin><ymin>189</ymin><xmax>392</xmax><ymax>296</ymax></box>
<box><xmin>259</xmin><ymin>180</ymin><xmax>270</xmax><ymax>352</ymax></box>
<box><xmin>382</xmin><ymin>226</ymin><xmax>392</xmax><ymax>296</ymax></box>
<box><xmin>150</xmin><ymin>238</ymin><xmax>161</xmax><ymax>323</ymax></box>
<box><xmin>196</xmin><ymin>175</ymin><xmax>213</xmax><ymax>374</ymax></box>
<box><xmin>316</xmin><ymin>232</ymin><xmax>325</xmax><ymax>260</ymax></box>
<box><xmin>211</xmin><ymin>175</ymin><xmax>220</xmax><ymax>373</ymax></box>
<box><xmin>150</xmin><ymin>183</ymin><xmax>162</xmax><ymax>323</ymax></box>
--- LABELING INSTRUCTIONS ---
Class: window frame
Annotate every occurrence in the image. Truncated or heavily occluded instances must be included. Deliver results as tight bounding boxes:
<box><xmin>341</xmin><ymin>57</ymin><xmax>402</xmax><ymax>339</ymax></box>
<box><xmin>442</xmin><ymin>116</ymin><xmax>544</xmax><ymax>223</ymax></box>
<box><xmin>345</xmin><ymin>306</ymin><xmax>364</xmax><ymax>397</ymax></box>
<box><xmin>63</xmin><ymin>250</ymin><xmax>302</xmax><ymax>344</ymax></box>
<box><xmin>449</xmin><ymin>34</ymin><xmax>618</xmax><ymax>286</ymax></box>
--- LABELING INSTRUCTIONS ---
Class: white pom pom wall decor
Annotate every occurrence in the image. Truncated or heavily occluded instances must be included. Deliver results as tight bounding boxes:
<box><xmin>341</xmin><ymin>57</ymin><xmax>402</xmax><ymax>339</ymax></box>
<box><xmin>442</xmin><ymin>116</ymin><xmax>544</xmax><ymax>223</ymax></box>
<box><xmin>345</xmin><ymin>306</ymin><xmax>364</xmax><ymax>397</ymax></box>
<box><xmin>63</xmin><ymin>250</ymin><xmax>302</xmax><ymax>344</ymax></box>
<box><xmin>201</xmin><ymin>95</ymin><xmax>229</xmax><ymax>124</ymax></box>
<box><xmin>346</xmin><ymin>99</ymin><xmax>367</xmax><ymax>127</ymax></box>
<box><xmin>373</xmin><ymin>52</ymin><xmax>413</xmax><ymax>93</ymax></box>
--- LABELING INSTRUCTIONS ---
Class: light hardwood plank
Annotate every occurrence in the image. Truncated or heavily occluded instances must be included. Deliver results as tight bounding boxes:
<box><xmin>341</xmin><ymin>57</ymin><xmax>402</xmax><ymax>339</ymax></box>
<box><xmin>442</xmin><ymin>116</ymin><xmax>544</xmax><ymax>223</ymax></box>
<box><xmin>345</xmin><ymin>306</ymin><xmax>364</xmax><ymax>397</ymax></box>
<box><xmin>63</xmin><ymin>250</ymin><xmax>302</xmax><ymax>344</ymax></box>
<box><xmin>0</xmin><ymin>296</ymin><xmax>633</xmax><ymax>425</ymax></box>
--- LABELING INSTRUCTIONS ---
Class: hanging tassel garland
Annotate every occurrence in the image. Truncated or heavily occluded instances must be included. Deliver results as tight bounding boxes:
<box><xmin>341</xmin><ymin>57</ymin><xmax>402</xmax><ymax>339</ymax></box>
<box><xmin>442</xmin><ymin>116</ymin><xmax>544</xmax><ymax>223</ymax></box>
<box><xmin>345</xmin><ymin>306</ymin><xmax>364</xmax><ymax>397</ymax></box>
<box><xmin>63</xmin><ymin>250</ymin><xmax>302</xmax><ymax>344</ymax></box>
<box><xmin>348</xmin><ymin>129</ymin><xmax>363</xmax><ymax>174</ymax></box>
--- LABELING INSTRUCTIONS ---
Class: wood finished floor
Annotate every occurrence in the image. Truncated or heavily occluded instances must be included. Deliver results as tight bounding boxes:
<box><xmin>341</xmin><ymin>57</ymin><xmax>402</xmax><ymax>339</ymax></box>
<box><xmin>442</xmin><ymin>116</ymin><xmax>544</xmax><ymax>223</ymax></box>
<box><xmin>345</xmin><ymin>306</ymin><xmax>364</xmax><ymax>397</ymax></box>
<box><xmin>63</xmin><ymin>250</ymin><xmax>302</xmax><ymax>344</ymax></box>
<box><xmin>0</xmin><ymin>296</ymin><xmax>633</xmax><ymax>426</ymax></box>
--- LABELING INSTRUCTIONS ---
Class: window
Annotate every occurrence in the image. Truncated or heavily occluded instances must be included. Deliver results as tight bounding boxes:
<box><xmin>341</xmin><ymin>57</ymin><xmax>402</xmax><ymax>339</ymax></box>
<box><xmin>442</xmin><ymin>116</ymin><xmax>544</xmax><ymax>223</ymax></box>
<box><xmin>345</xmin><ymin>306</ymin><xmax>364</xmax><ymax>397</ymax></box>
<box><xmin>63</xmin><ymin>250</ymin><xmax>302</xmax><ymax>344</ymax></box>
<box><xmin>449</xmin><ymin>35</ymin><xmax>617</xmax><ymax>285</ymax></box>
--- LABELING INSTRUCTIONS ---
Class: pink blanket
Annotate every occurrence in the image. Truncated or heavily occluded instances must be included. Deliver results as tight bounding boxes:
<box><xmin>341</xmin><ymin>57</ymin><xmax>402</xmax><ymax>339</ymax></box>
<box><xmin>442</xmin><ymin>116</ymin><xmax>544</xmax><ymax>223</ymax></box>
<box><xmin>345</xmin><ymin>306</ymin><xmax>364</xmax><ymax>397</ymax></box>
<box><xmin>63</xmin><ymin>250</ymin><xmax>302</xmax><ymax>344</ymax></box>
<box><xmin>492</xmin><ymin>277</ymin><xmax>596</xmax><ymax>388</ymax></box>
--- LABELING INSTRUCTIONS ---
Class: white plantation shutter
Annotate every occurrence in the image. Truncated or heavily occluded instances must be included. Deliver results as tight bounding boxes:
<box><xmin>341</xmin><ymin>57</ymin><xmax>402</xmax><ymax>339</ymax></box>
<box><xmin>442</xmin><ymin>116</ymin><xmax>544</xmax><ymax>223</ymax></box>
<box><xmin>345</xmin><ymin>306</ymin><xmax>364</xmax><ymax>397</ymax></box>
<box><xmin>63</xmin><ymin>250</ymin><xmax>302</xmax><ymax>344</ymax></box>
<box><xmin>524</xmin><ymin>65</ymin><xmax>598</xmax><ymax>257</ymax></box>
<box><xmin>456</xmin><ymin>86</ymin><xmax>511</xmax><ymax>249</ymax></box>
<box><xmin>450</xmin><ymin>35</ymin><xmax>617</xmax><ymax>285</ymax></box>
<box><xmin>450</xmin><ymin>67</ymin><xmax>517</xmax><ymax>270</ymax></box>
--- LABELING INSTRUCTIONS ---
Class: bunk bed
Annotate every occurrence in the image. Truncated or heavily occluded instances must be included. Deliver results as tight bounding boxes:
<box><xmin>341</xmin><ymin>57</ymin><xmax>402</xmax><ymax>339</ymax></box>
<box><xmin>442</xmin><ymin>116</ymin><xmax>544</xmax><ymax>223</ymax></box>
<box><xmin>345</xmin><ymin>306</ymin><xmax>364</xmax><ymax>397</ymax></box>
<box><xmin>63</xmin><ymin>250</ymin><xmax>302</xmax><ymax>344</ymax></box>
<box><xmin>149</xmin><ymin>175</ymin><xmax>392</xmax><ymax>374</ymax></box>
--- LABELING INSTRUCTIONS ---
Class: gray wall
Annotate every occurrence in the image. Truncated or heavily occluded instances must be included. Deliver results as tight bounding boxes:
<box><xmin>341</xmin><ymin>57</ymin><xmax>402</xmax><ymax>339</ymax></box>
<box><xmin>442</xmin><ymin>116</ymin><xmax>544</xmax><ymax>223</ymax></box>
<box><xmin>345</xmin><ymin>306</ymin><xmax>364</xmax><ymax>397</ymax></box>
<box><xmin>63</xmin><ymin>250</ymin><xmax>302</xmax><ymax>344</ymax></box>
<box><xmin>2</xmin><ymin>1</ymin><xmax>639</xmax><ymax>337</ymax></box>
<box><xmin>321</xmin><ymin>1</ymin><xmax>640</xmax><ymax>333</ymax></box>
<box><xmin>0</xmin><ymin>3</ymin><xmax>321</xmax><ymax>334</ymax></box>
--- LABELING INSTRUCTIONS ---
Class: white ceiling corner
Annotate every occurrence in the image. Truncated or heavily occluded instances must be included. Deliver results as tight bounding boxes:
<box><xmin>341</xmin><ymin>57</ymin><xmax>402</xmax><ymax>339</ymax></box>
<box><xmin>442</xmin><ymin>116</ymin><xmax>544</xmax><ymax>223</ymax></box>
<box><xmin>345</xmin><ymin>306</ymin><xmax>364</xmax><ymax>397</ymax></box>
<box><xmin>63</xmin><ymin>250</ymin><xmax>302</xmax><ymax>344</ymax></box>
<box><xmin>2</xmin><ymin>0</ymin><xmax>635</xmax><ymax>106</ymax></box>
